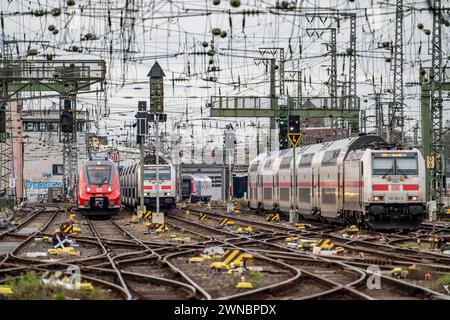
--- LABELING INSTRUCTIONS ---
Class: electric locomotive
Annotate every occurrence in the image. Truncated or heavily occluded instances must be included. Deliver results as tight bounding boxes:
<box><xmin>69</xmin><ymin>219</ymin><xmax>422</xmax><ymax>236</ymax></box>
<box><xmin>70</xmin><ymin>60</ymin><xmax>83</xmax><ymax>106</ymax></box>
<box><xmin>77</xmin><ymin>158</ymin><xmax>121</xmax><ymax>216</ymax></box>
<box><xmin>120</xmin><ymin>159</ymin><xmax>176</xmax><ymax>209</ymax></box>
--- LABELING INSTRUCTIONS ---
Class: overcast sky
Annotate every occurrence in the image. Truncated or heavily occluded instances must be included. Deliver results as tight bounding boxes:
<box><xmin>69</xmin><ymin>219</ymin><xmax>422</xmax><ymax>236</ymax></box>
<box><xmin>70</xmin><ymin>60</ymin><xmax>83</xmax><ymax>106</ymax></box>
<box><xmin>1</xmin><ymin>0</ymin><xmax>449</xmax><ymax>156</ymax></box>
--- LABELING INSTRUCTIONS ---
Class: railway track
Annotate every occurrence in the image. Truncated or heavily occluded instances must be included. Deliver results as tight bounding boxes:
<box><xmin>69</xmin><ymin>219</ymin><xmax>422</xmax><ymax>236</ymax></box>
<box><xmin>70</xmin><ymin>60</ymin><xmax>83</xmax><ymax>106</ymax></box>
<box><xmin>186</xmin><ymin>204</ymin><xmax>450</xmax><ymax>265</ymax></box>
<box><xmin>1</xmin><ymin>203</ymin><xmax>449</xmax><ymax>300</ymax></box>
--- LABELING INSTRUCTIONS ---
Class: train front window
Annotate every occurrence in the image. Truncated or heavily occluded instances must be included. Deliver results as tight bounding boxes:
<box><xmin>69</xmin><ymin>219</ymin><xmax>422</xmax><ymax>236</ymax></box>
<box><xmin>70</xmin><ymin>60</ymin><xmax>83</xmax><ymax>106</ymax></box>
<box><xmin>144</xmin><ymin>170</ymin><xmax>171</xmax><ymax>181</ymax></box>
<box><xmin>395</xmin><ymin>157</ymin><xmax>418</xmax><ymax>175</ymax></box>
<box><xmin>372</xmin><ymin>158</ymin><xmax>394</xmax><ymax>175</ymax></box>
<box><xmin>87</xmin><ymin>165</ymin><xmax>112</xmax><ymax>185</ymax></box>
<box><xmin>372</xmin><ymin>153</ymin><xmax>419</xmax><ymax>176</ymax></box>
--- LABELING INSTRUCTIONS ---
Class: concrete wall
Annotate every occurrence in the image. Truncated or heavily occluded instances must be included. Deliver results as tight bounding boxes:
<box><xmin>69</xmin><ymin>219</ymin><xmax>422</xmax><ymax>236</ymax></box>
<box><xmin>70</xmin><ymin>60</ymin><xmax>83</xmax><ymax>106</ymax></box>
<box><xmin>21</xmin><ymin>110</ymin><xmax>88</xmax><ymax>203</ymax></box>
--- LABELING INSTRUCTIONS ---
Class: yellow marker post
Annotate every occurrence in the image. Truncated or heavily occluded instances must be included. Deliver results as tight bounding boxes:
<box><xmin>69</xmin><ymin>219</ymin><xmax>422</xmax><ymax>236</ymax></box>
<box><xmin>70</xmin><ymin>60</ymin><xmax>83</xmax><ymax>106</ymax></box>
<box><xmin>0</xmin><ymin>286</ymin><xmax>13</xmax><ymax>295</ymax></box>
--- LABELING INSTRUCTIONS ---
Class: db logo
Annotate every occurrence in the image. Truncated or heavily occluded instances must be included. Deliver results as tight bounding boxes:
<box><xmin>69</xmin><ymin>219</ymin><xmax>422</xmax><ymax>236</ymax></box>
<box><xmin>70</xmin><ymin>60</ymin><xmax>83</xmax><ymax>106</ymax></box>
<box><xmin>391</xmin><ymin>185</ymin><xmax>400</xmax><ymax>191</ymax></box>
<box><xmin>109</xmin><ymin>153</ymin><xmax>120</xmax><ymax>162</ymax></box>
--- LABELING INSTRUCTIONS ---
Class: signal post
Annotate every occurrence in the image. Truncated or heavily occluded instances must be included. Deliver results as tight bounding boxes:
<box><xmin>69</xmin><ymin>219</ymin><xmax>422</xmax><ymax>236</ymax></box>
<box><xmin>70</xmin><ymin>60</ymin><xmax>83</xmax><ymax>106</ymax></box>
<box><xmin>287</xmin><ymin>115</ymin><xmax>302</xmax><ymax>223</ymax></box>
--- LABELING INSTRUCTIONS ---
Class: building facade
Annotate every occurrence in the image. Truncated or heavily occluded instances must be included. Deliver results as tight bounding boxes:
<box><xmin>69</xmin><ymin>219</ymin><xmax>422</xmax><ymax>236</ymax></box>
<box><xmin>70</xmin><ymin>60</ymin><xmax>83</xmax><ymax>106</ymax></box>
<box><xmin>21</xmin><ymin>109</ymin><xmax>90</xmax><ymax>203</ymax></box>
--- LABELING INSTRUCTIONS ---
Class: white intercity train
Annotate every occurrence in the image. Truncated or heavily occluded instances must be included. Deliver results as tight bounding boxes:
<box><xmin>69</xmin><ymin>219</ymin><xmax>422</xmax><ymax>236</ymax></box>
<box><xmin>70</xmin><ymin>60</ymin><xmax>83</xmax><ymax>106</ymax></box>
<box><xmin>248</xmin><ymin>135</ymin><xmax>426</xmax><ymax>229</ymax></box>
<box><xmin>120</xmin><ymin>159</ymin><xmax>176</xmax><ymax>209</ymax></box>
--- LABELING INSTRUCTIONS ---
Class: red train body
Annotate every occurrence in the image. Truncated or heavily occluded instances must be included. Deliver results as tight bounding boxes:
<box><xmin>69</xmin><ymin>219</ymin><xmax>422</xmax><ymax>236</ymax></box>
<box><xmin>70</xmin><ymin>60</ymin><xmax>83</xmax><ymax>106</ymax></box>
<box><xmin>77</xmin><ymin>158</ymin><xmax>120</xmax><ymax>216</ymax></box>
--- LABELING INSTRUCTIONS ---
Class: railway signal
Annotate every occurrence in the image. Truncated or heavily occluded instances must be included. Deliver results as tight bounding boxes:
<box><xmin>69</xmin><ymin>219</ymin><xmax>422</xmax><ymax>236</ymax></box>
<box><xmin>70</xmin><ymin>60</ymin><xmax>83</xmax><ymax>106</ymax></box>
<box><xmin>288</xmin><ymin>115</ymin><xmax>302</xmax><ymax>220</ymax></box>
<box><xmin>60</xmin><ymin>99</ymin><xmax>74</xmax><ymax>133</ymax></box>
<box><xmin>288</xmin><ymin>115</ymin><xmax>301</xmax><ymax>132</ymax></box>
<box><xmin>278</xmin><ymin>118</ymin><xmax>289</xmax><ymax>150</ymax></box>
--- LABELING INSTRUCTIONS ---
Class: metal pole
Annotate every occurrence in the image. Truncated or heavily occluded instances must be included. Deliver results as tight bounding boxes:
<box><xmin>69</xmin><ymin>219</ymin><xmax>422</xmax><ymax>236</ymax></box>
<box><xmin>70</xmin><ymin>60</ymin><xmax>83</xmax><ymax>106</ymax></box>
<box><xmin>269</xmin><ymin>59</ymin><xmax>277</xmax><ymax>152</ymax></box>
<box><xmin>139</xmin><ymin>138</ymin><xmax>145</xmax><ymax>213</ymax></box>
<box><xmin>292</xmin><ymin>145</ymin><xmax>297</xmax><ymax>210</ymax></box>
<box><xmin>156</xmin><ymin>115</ymin><xmax>160</xmax><ymax>215</ymax></box>
<box><xmin>392</xmin><ymin>0</ymin><xmax>404</xmax><ymax>143</ymax></box>
<box><xmin>430</xmin><ymin>0</ymin><xmax>444</xmax><ymax>218</ymax></box>
<box><xmin>176</xmin><ymin>123</ymin><xmax>181</xmax><ymax>200</ymax></box>
<box><xmin>229</xmin><ymin>150</ymin><xmax>232</xmax><ymax>204</ymax></box>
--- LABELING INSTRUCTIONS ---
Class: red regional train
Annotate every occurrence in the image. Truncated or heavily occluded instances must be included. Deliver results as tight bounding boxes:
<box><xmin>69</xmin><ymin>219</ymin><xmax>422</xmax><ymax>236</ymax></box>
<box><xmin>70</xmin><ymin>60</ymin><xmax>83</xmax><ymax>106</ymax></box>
<box><xmin>77</xmin><ymin>158</ymin><xmax>121</xmax><ymax>216</ymax></box>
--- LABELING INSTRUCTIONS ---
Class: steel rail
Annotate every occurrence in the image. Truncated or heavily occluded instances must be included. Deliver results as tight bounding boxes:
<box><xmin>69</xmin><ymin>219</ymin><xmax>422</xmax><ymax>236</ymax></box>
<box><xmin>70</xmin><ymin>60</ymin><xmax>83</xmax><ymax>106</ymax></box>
<box><xmin>86</xmin><ymin>218</ymin><xmax>133</xmax><ymax>300</ymax></box>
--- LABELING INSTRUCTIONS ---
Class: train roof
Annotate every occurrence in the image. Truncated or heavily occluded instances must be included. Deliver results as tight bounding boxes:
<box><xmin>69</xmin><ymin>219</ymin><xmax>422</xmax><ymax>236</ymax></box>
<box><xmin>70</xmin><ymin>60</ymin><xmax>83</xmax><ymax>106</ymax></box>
<box><xmin>82</xmin><ymin>158</ymin><xmax>116</xmax><ymax>167</ymax></box>
<box><xmin>181</xmin><ymin>174</ymin><xmax>212</xmax><ymax>181</ymax></box>
<box><xmin>143</xmin><ymin>154</ymin><xmax>170</xmax><ymax>165</ymax></box>
<box><xmin>251</xmin><ymin>135</ymin><xmax>385</xmax><ymax>163</ymax></box>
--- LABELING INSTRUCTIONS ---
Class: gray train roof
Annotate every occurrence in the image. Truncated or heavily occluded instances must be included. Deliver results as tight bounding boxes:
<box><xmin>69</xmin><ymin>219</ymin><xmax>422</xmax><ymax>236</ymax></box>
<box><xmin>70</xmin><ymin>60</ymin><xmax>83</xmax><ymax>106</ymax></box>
<box><xmin>250</xmin><ymin>135</ymin><xmax>385</xmax><ymax>164</ymax></box>
<box><xmin>82</xmin><ymin>158</ymin><xmax>116</xmax><ymax>167</ymax></box>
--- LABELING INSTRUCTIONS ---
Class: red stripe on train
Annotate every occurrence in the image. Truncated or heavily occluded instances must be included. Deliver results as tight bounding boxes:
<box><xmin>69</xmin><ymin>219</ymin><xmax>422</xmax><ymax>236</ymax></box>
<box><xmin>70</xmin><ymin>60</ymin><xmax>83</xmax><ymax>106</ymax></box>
<box><xmin>402</xmin><ymin>184</ymin><xmax>419</xmax><ymax>191</ymax></box>
<box><xmin>278</xmin><ymin>182</ymin><xmax>292</xmax><ymax>187</ymax></box>
<box><xmin>297</xmin><ymin>182</ymin><xmax>312</xmax><ymax>187</ymax></box>
<box><xmin>320</xmin><ymin>182</ymin><xmax>338</xmax><ymax>188</ymax></box>
<box><xmin>345</xmin><ymin>181</ymin><xmax>364</xmax><ymax>187</ymax></box>
<box><xmin>259</xmin><ymin>181</ymin><xmax>363</xmax><ymax>188</ymax></box>
<box><xmin>144</xmin><ymin>186</ymin><xmax>172</xmax><ymax>190</ymax></box>
<box><xmin>372</xmin><ymin>184</ymin><xmax>389</xmax><ymax>191</ymax></box>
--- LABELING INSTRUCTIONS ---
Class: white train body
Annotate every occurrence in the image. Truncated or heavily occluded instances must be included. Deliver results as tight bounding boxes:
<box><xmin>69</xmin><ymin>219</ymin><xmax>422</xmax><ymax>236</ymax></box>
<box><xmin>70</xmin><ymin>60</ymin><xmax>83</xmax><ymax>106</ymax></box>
<box><xmin>180</xmin><ymin>174</ymin><xmax>213</xmax><ymax>202</ymax></box>
<box><xmin>120</xmin><ymin>163</ymin><xmax>176</xmax><ymax>209</ymax></box>
<box><xmin>248</xmin><ymin>135</ymin><xmax>426</xmax><ymax>229</ymax></box>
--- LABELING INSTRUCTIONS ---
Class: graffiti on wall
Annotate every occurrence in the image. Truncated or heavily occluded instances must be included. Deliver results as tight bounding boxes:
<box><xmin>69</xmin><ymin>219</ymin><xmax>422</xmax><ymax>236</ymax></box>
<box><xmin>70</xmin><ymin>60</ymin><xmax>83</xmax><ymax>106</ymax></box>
<box><xmin>25</xmin><ymin>180</ymin><xmax>63</xmax><ymax>192</ymax></box>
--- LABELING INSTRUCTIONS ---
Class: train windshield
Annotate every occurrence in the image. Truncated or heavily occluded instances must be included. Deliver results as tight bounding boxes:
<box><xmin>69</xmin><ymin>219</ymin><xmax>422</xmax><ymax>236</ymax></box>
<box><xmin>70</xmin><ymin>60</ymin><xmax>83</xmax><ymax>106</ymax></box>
<box><xmin>86</xmin><ymin>165</ymin><xmax>112</xmax><ymax>185</ymax></box>
<box><xmin>396</xmin><ymin>157</ymin><xmax>418</xmax><ymax>175</ymax></box>
<box><xmin>144</xmin><ymin>169</ymin><xmax>171</xmax><ymax>181</ymax></box>
<box><xmin>372</xmin><ymin>158</ymin><xmax>394</xmax><ymax>175</ymax></box>
<box><xmin>372</xmin><ymin>153</ymin><xmax>418</xmax><ymax>176</ymax></box>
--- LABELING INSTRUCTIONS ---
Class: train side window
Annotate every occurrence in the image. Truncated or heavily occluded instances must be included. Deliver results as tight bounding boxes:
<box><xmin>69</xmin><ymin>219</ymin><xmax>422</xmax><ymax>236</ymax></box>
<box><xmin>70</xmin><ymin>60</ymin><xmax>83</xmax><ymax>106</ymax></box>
<box><xmin>321</xmin><ymin>150</ymin><xmax>340</xmax><ymax>166</ymax></box>
<box><xmin>279</xmin><ymin>157</ymin><xmax>292</xmax><ymax>169</ymax></box>
<box><xmin>249</xmin><ymin>161</ymin><xmax>260</xmax><ymax>172</ymax></box>
<box><xmin>299</xmin><ymin>154</ymin><xmax>313</xmax><ymax>167</ymax></box>
<box><xmin>263</xmin><ymin>160</ymin><xmax>273</xmax><ymax>169</ymax></box>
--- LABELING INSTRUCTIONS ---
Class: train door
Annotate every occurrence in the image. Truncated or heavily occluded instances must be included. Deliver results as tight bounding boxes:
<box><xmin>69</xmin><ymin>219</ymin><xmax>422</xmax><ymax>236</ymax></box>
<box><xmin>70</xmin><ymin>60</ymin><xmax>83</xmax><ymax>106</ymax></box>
<box><xmin>181</xmin><ymin>177</ymin><xmax>191</xmax><ymax>198</ymax></box>
<box><xmin>257</xmin><ymin>173</ymin><xmax>262</xmax><ymax>205</ymax></box>
<box><xmin>272</xmin><ymin>175</ymin><xmax>276</xmax><ymax>208</ymax></box>
<box><xmin>311</xmin><ymin>167</ymin><xmax>316</xmax><ymax>211</ymax></box>
<box><xmin>338</xmin><ymin>164</ymin><xmax>343</xmax><ymax>213</ymax></box>
<box><xmin>359</xmin><ymin>161</ymin><xmax>364</xmax><ymax>211</ymax></box>
<box><xmin>313</xmin><ymin>166</ymin><xmax>320</xmax><ymax>213</ymax></box>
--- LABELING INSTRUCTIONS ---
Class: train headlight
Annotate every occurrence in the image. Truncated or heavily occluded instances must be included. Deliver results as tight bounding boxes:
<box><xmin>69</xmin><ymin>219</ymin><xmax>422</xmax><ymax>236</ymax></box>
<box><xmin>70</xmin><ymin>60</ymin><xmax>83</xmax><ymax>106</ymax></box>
<box><xmin>409</xmin><ymin>196</ymin><xmax>418</xmax><ymax>201</ymax></box>
<box><xmin>166</xmin><ymin>192</ymin><xmax>171</xmax><ymax>196</ymax></box>
<box><xmin>373</xmin><ymin>196</ymin><xmax>383</xmax><ymax>201</ymax></box>
<box><xmin>86</xmin><ymin>186</ymin><xmax>91</xmax><ymax>192</ymax></box>
<box><xmin>107</xmin><ymin>185</ymin><xmax>112</xmax><ymax>192</ymax></box>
